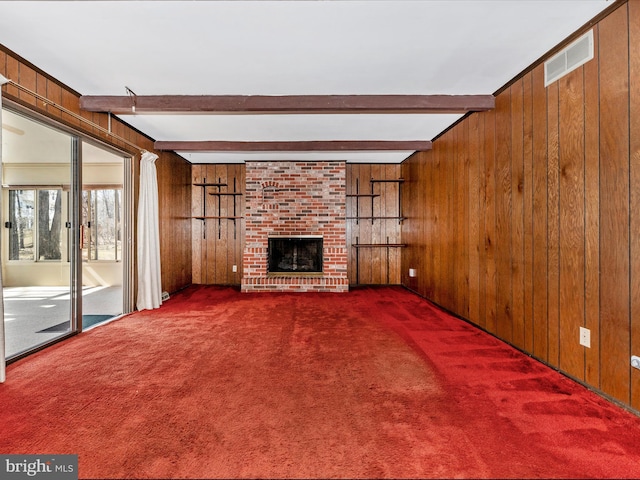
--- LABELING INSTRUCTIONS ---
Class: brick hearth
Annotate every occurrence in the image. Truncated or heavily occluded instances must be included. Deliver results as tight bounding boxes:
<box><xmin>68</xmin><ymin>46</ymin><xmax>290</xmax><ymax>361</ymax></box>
<box><xmin>242</xmin><ymin>161</ymin><xmax>348</xmax><ymax>292</ymax></box>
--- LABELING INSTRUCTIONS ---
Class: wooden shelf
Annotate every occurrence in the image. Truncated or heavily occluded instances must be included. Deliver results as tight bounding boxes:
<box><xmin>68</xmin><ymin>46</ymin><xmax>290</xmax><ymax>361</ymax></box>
<box><xmin>353</xmin><ymin>243</ymin><xmax>406</xmax><ymax>248</ymax></box>
<box><xmin>193</xmin><ymin>182</ymin><xmax>228</xmax><ymax>187</ymax></box>
<box><xmin>370</xmin><ymin>178</ymin><xmax>404</xmax><ymax>183</ymax></box>
<box><xmin>193</xmin><ymin>177</ymin><xmax>242</xmax><ymax>239</ymax></box>
<box><xmin>352</xmin><ymin>232</ymin><xmax>405</xmax><ymax>285</ymax></box>
<box><xmin>347</xmin><ymin>216</ymin><xmax>406</xmax><ymax>221</ymax></box>
<box><xmin>351</xmin><ymin>175</ymin><xmax>404</xmax><ymax>284</ymax></box>
<box><xmin>350</xmin><ymin>177</ymin><xmax>404</xmax><ymax>225</ymax></box>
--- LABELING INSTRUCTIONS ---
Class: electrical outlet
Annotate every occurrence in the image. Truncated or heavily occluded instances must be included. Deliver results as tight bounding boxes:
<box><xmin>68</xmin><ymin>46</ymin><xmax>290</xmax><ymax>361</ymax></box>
<box><xmin>579</xmin><ymin>327</ymin><xmax>591</xmax><ymax>348</ymax></box>
<box><xmin>632</xmin><ymin>356</ymin><xmax>640</xmax><ymax>370</ymax></box>
<box><xmin>232</xmin><ymin>265</ymin><xmax>237</xmax><ymax>273</ymax></box>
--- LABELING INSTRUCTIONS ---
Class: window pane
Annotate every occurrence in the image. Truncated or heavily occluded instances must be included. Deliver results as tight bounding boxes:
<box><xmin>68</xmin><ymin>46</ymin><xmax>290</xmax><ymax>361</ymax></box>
<box><xmin>81</xmin><ymin>191</ymin><xmax>94</xmax><ymax>261</ymax></box>
<box><xmin>81</xmin><ymin>189</ymin><xmax>121</xmax><ymax>261</ymax></box>
<box><xmin>95</xmin><ymin>190</ymin><xmax>120</xmax><ymax>261</ymax></box>
<box><xmin>8</xmin><ymin>190</ymin><xmax>35</xmax><ymax>260</ymax></box>
<box><xmin>37</xmin><ymin>189</ymin><xmax>63</xmax><ymax>261</ymax></box>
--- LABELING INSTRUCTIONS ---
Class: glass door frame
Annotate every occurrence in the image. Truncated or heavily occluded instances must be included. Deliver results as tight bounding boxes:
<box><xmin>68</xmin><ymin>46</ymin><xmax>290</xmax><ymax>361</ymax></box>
<box><xmin>3</xmin><ymin>101</ymin><xmax>134</xmax><ymax>361</ymax></box>
<box><xmin>70</xmin><ymin>136</ymin><xmax>81</xmax><ymax>334</ymax></box>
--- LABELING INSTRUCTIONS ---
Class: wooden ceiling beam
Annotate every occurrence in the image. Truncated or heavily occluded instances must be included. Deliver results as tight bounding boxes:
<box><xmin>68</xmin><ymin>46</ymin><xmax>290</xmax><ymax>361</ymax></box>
<box><xmin>154</xmin><ymin>140</ymin><xmax>432</xmax><ymax>152</ymax></box>
<box><xmin>80</xmin><ymin>94</ymin><xmax>494</xmax><ymax>114</ymax></box>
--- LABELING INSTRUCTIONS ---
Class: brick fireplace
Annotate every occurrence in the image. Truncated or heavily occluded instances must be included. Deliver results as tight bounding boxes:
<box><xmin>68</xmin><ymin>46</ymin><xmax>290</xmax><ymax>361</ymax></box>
<box><xmin>242</xmin><ymin>161</ymin><xmax>348</xmax><ymax>292</ymax></box>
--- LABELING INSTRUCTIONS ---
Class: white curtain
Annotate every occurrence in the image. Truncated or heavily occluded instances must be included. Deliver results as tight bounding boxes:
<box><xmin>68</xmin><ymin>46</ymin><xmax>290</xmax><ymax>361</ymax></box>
<box><xmin>136</xmin><ymin>151</ymin><xmax>163</xmax><ymax>310</ymax></box>
<box><xmin>0</xmin><ymin>74</ymin><xmax>9</xmax><ymax>382</ymax></box>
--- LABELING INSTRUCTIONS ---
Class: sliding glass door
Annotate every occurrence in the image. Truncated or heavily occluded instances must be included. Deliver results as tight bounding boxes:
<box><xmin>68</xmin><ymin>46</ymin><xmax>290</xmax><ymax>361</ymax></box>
<box><xmin>81</xmin><ymin>141</ymin><xmax>126</xmax><ymax>329</ymax></box>
<box><xmin>2</xmin><ymin>108</ymin><xmax>75</xmax><ymax>358</ymax></box>
<box><xmin>2</xmin><ymin>106</ymin><xmax>132</xmax><ymax>361</ymax></box>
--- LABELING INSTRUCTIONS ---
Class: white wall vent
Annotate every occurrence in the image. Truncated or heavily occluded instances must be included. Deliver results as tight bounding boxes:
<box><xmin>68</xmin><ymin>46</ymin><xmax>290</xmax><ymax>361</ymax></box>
<box><xmin>544</xmin><ymin>30</ymin><xmax>594</xmax><ymax>87</ymax></box>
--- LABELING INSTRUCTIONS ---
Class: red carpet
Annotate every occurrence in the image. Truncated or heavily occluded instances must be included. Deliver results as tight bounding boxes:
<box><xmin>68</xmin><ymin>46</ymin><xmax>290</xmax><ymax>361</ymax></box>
<box><xmin>2</xmin><ymin>285</ymin><xmax>640</xmax><ymax>479</ymax></box>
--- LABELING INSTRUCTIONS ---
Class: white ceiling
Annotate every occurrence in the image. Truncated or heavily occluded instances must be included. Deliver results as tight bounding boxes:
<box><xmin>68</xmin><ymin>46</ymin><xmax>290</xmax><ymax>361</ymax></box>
<box><xmin>0</xmin><ymin>0</ymin><xmax>611</xmax><ymax>163</ymax></box>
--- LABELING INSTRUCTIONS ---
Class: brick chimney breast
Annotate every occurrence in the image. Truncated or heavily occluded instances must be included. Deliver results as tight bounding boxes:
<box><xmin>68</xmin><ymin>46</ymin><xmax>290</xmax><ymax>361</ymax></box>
<box><xmin>242</xmin><ymin>161</ymin><xmax>348</xmax><ymax>292</ymax></box>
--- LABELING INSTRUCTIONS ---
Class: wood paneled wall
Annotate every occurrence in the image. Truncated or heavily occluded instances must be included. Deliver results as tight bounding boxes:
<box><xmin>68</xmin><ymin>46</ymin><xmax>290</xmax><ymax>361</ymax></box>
<box><xmin>156</xmin><ymin>152</ymin><xmax>192</xmax><ymax>294</ymax></box>
<box><xmin>190</xmin><ymin>163</ymin><xmax>403</xmax><ymax>286</ymax></box>
<box><xmin>347</xmin><ymin>164</ymin><xmax>403</xmax><ymax>285</ymax></box>
<box><xmin>1</xmin><ymin>45</ymin><xmax>192</xmax><ymax>297</ymax></box>
<box><xmin>402</xmin><ymin>1</ymin><xmax>640</xmax><ymax>411</ymax></box>
<box><xmin>191</xmin><ymin>164</ymin><xmax>245</xmax><ymax>285</ymax></box>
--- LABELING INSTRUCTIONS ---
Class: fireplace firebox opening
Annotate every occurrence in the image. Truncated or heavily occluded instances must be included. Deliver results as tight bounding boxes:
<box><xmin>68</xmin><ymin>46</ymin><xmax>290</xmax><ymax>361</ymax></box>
<box><xmin>268</xmin><ymin>236</ymin><xmax>323</xmax><ymax>275</ymax></box>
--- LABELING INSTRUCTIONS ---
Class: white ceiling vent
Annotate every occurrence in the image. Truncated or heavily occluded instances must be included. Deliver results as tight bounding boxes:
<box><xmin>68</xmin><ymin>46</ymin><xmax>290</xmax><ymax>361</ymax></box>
<box><xmin>544</xmin><ymin>30</ymin><xmax>594</xmax><ymax>86</ymax></box>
